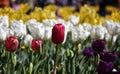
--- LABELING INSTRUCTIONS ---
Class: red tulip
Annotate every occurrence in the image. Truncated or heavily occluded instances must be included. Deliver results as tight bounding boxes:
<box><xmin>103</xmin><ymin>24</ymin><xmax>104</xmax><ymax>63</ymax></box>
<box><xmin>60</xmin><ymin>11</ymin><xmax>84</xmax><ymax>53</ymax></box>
<box><xmin>52</xmin><ymin>23</ymin><xmax>65</xmax><ymax>44</ymax></box>
<box><xmin>5</xmin><ymin>36</ymin><xmax>19</xmax><ymax>52</ymax></box>
<box><xmin>31</xmin><ymin>39</ymin><xmax>43</xmax><ymax>51</ymax></box>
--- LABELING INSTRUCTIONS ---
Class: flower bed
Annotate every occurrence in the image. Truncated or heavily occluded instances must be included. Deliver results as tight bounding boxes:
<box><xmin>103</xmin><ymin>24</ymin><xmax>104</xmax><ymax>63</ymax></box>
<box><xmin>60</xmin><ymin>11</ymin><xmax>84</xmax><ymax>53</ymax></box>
<box><xmin>0</xmin><ymin>4</ymin><xmax>120</xmax><ymax>74</ymax></box>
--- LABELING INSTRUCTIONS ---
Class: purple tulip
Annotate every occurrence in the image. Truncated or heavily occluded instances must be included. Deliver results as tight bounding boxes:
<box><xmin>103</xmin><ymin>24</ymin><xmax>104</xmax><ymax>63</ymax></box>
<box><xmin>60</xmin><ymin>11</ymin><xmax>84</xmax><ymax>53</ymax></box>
<box><xmin>100</xmin><ymin>52</ymin><xmax>115</xmax><ymax>62</ymax></box>
<box><xmin>83</xmin><ymin>47</ymin><xmax>93</xmax><ymax>57</ymax></box>
<box><xmin>116</xmin><ymin>68</ymin><xmax>120</xmax><ymax>74</ymax></box>
<box><xmin>97</xmin><ymin>61</ymin><xmax>114</xmax><ymax>74</ymax></box>
<box><xmin>92</xmin><ymin>39</ymin><xmax>106</xmax><ymax>54</ymax></box>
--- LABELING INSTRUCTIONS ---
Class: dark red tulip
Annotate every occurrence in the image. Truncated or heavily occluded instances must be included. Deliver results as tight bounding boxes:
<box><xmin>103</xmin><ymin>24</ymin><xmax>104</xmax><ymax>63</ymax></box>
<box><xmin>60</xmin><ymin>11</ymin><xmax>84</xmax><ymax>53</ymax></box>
<box><xmin>52</xmin><ymin>23</ymin><xmax>65</xmax><ymax>44</ymax></box>
<box><xmin>5</xmin><ymin>36</ymin><xmax>19</xmax><ymax>52</ymax></box>
<box><xmin>31</xmin><ymin>39</ymin><xmax>43</xmax><ymax>51</ymax></box>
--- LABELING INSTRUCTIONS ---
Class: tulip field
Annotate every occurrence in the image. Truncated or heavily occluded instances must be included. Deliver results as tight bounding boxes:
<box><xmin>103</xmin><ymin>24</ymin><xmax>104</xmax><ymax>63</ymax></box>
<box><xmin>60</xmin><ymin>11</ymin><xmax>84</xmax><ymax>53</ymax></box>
<box><xmin>0</xmin><ymin>4</ymin><xmax>120</xmax><ymax>74</ymax></box>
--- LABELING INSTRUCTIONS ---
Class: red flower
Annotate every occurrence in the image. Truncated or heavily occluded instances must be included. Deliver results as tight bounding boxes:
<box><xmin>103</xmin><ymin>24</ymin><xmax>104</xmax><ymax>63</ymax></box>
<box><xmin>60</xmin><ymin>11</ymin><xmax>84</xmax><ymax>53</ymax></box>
<box><xmin>31</xmin><ymin>39</ymin><xmax>43</xmax><ymax>51</ymax></box>
<box><xmin>5</xmin><ymin>36</ymin><xmax>19</xmax><ymax>52</ymax></box>
<box><xmin>52</xmin><ymin>23</ymin><xmax>65</xmax><ymax>44</ymax></box>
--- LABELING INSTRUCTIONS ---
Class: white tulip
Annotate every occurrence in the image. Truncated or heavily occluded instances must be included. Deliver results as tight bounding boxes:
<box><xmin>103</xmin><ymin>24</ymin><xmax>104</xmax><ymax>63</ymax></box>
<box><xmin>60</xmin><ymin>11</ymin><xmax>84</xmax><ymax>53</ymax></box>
<box><xmin>64</xmin><ymin>21</ymin><xmax>73</xmax><ymax>32</ymax></box>
<box><xmin>57</xmin><ymin>19</ymin><xmax>65</xmax><ymax>24</ymax></box>
<box><xmin>82</xmin><ymin>23</ymin><xmax>92</xmax><ymax>32</ymax></box>
<box><xmin>42</xmin><ymin>19</ymin><xmax>57</xmax><ymax>27</ymax></box>
<box><xmin>62</xmin><ymin>25</ymin><xmax>69</xmax><ymax>44</ymax></box>
<box><xmin>78</xmin><ymin>30</ymin><xmax>90</xmax><ymax>40</ymax></box>
<box><xmin>7</xmin><ymin>29</ymin><xmax>15</xmax><ymax>37</ymax></box>
<box><xmin>0</xmin><ymin>26</ymin><xmax>8</xmax><ymax>41</ymax></box>
<box><xmin>115</xmin><ymin>23</ymin><xmax>120</xmax><ymax>35</ymax></box>
<box><xmin>26</xmin><ymin>19</ymin><xmax>37</xmax><ymax>26</ymax></box>
<box><xmin>113</xmin><ymin>35</ymin><xmax>118</xmax><ymax>43</ymax></box>
<box><xmin>91</xmin><ymin>25</ymin><xmax>107</xmax><ymax>39</ymax></box>
<box><xmin>24</xmin><ymin>34</ymin><xmax>33</xmax><ymax>47</ymax></box>
<box><xmin>68</xmin><ymin>15</ymin><xmax>79</xmax><ymax>26</ymax></box>
<box><xmin>105</xmin><ymin>33</ymin><xmax>112</xmax><ymax>42</ymax></box>
<box><xmin>44</xmin><ymin>26</ymin><xmax>52</xmax><ymax>40</ymax></box>
<box><xmin>71</xmin><ymin>25</ymin><xmax>90</xmax><ymax>42</ymax></box>
<box><xmin>104</xmin><ymin>20</ymin><xmax>117</xmax><ymax>35</ymax></box>
<box><xmin>112</xmin><ymin>69</ymin><xmax>117</xmax><ymax>72</ymax></box>
<box><xmin>10</xmin><ymin>20</ymin><xmax>27</xmax><ymax>38</ymax></box>
<box><xmin>27</xmin><ymin>22</ymin><xmax>45</xmax><ymax>39</ymax></box>
<box><xmin>0</xmin><ymin>16</ymin><xmax>9</xmax><ymax>27</ymax></box>
<box><xmin>72</xmin><ymin>29</ymin><xmax>79</xmax><ymax>42</ymax></box>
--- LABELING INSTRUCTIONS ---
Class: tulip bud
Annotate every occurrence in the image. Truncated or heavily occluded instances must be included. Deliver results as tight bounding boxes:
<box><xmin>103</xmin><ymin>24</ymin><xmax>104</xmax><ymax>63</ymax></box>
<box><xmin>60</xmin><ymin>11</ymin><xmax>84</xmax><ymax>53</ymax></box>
<box><xmin>24</xmin><ymin>34</ymin><xmax>33</xmax><ymax>47</ymax></box>
<box><xmin>5</xmin><ymin>36</ymin><xmax>19</xmax><ymax>52</ymax></box>
<box><xmin>31</xmin><ymin>39</ymin><xmax>43</xmax><ymax>51</ymax></box>
<box><xmin>52</xmin><ymin>23</ymin><xmax>65</xmax><ymax>44</ymax></box>
<box><xmin>29</xmin><ymin>62</ymin><xmax>33</xmax><ymax>74</ymax></box>
<box><xmin>13</xmin><ymin>55</ymin><xmax>17</xmax><ymax>67</ymax></box>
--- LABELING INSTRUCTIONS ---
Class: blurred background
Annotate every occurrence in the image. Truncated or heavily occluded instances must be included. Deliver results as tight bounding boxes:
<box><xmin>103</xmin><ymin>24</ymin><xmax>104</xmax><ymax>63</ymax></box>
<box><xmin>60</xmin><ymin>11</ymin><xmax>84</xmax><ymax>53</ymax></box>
<box><xmin>0</xmin><ymin>0</ymin><xmax>119</xmax><ymax>9</ymax></box>
<box><xmin>0</xmin><ymin>0</ymin><xmax>120</xmax><ymax>17</ymax></box>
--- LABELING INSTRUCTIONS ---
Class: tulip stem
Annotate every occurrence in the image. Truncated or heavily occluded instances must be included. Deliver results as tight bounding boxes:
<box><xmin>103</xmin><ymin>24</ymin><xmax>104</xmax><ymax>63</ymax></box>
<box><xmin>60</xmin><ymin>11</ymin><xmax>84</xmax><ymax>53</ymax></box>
<box><xmin>94</xmin><ymin>55</ymin><xmax>99</xmax><ymax>72</ymax></box>
<box><xmin>53</xmin><ymin>44</ymin><xmax>59</xmax><ymax>74</ymax></box>
<box><xmin>10</xmin><ymin>52</ymin><xmax>14</xmax><ymax>74</ymax></box>
<box><xmin>7</xmin><ymin>52</ymin><xmax>10</xmax><ymax>74</ymax></box>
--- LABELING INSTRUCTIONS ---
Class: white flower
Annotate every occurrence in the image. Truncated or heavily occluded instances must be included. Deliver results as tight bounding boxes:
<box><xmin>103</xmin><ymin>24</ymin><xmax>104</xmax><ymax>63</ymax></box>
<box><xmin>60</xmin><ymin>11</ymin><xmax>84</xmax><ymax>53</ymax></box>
<box><xmin>112</xmin><ymin>69</ymin><xmax>117</xmax><ymax>72</ymax></box>
<box><xmin>91</xmin><ymin>25</ymin><xmax>107</xmax><ymax>39</ymax></box>
<box><xmin>78</xmin><ymin>30</ymin><xmax>90</xmax><ymax>40</ymax></box>
<box><xmin>64</xmin><ymin>21</ymin><xmax>73</xmax><ymax>32</ymax></box>
<box><xmin>105</xmin><ymin>33</ymin><xmax>112</xmax><ymax>42</ymax></box>
<box><xmin>0</xmin><ymin>26</ymin><xmax>9</xmax><ymax>41</ymax></box>
<box><xmin>115</xmin><ymin>23</ymin><xmax>120</xmax><ymax>35</ymax></box>
<box><xmin>104</xmin><ymin>20</ymin><xmax>117</xmax><ymax>35</ymax></box>
<box><xmin>62</xmin><ymin>25</ymin><xmax>69</xmax><ymax>44</ymax></box>
<box><xmin>68</xmin><ymin>15</ymin><xmax>79</xmax><ymax>26</ymax></box>
<box><xmin>10</xmin><ymin>20</ymin><xmax>27</xmax><ymax>38</ymax></box>
<box><xmin>71</xmin><ymin>25</ymin><xmax>90</xmax><ymax>42</ymax></box>
<box><xmin>44</xmin><ymin>26</ymin><xmax>52</xmax><ymax>40</ymax></box>
<box><xmin>27</xmin><ymin>22</ymin><xmax>45</xmax><ymax>39</ymax></box>
<box><xmin>24</xmin><ymin>34</ymin><xmax>33</xmax><ymax>47</ymax></box>
<box><xmin>42</xmin><ymin>19</ymin><xmax>57</xmax><ymax>27</ymax></box>
<box><xmin>57</xmin><ymin>19</ymin><xmax>65</xmax><ymax>24</ymax></box>
<box><xmin>26</xmin><ymin>19</ymin><xmax>37</xmax><ymax>25</ymax></box>
<box><xmin>7</xmin><ymin>29</ymin><xmax>15</xmax><ymax>37</ymax></box>
<box><xmin>82</xmin><ymin>23</ymin><xmax>92</xmax><ymax>32</ymax></box>
<box><xmin>0</xmin><ymin>16</ymin><xmax>9</xmax><ymax>27</ymax></box>
<box><xmin>72</xmin><ymin>29</ymin><xmax>79</xmax><ymax>42</ymax></box>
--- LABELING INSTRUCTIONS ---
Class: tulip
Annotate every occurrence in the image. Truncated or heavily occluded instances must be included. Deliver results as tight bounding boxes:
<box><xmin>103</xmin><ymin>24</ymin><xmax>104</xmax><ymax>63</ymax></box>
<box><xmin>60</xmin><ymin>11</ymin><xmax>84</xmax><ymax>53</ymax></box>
<box><xmin>31</xmin><ymin>39</ymin><xmax>43</xmax><ymax>51</ymax></box>
<box><xmin>105</xmin><ymin>33</ymin><xmax>112</xmax><ymax>42</ymax></box>
<box><xmin>68</xmin><ymin>15</ymin><xmax>79</xmax><ymax>26</ymax></box>
<box><xmin>5</xmin><ymin>36</ymin><xmax>19</xmax><ymax>52</ymax></box>
<box><xmin>24</xmin><ymin>34</ymin><xmax>33</xmax><ymax>47</ymax></box>
<box><xmin>97</xmin><ymin>61</ymin><xmax>114</xmax><ymax>74</ymax></box>
<box><xmin>71</xmin><ymin>25</ymin><xmax>90</xmax><ymax>42</ymax></box>
<box><xmin>0</xmin><ymin>16</ymin><xmax>9</xmax><ymax>27</ymax></box>
<box><xmin>44</xmin><ymin>26</ymin><xmax>52</xmax><ymax>40</ymax></box>
<box><xmin>43</xmin><ymin>19</ymin><xmax>57</xmax><ymax>27</ymax></box>
<box><xmin>52</xmin><ymin>23</ymin><xmax>65</xmax><ymax>44</ymax></box>
<box><xmin>104</xmin><ymin>20</ymin><xmax>117</xmax><ymax>35</ymax></box>
<box><xmin>92</xmin><ymin>39</ymin><xmax>106</xmax><ymax>54</ymax></box>
<box><xmin>83</xmin><ymin>47</ymin><xmax>93</xmax><ymax>57</ymax></box>
<box><xmin>10</xmin><ymin>20</ymin><xmax>27</xmax><ymax>38</ymax></box>
<box><xmin>27</xmin><ymin>21</ymin><xmax>45</xmax><ymax>39</ymax></box>
<box><xmin>100</xmin><ymin>52</ymin><xmax>115</xmax><ymax>62</ymax></box>
<box><xmin>91</xmin><ymin>25</ymin><xmax>107</xmax><ymax>39</ymax></box>
<box><xmin>82</xmin><ymin>23</ymin><xmax>92</xmax><ymax>32</ymax></box>
<box><xmin>71</xmin><ymin>29</ymin><xmax>79</xmax><ymax>42</ymax></box>
<box><xmin>0</xmin><ymin>26</ymin><xmax>8</xmax><ymax>41</ymax></box>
